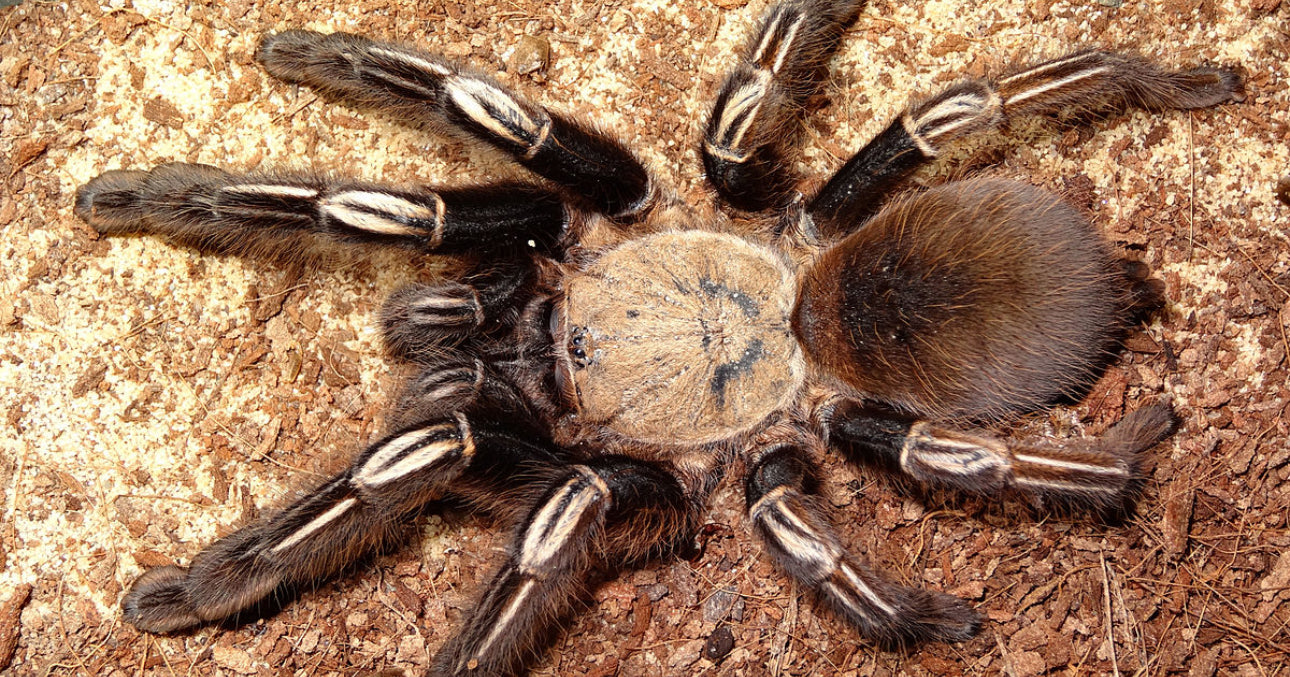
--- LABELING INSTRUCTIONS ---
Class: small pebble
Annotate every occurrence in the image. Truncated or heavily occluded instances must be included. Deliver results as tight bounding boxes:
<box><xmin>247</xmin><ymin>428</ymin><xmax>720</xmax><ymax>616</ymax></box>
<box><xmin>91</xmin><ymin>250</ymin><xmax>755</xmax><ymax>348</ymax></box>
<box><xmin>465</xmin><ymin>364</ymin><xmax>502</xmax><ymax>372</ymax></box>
<box><xmin>703</xmin><ymin>625</ymin><xmax>735</xmax><ymax>663</ymax></box>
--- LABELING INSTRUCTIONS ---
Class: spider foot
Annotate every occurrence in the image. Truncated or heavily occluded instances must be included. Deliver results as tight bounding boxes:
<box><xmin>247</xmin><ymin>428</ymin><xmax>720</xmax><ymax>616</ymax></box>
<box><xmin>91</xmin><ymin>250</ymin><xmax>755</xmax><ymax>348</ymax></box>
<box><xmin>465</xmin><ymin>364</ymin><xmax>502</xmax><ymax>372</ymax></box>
<box><xmin>121</xmin><ymin>566</ymin><xmax>202</xmax><ymax>634</ymax></box>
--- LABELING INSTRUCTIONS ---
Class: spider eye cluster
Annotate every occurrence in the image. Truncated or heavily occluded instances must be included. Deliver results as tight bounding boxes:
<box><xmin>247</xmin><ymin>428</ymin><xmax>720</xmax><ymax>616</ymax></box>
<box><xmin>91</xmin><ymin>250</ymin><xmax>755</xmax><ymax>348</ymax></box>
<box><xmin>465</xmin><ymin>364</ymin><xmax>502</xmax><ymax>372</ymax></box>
<box><xmin>568</xmin><ymin>326</ymin><xmax>592</xmax><ymax>366</ymax></box>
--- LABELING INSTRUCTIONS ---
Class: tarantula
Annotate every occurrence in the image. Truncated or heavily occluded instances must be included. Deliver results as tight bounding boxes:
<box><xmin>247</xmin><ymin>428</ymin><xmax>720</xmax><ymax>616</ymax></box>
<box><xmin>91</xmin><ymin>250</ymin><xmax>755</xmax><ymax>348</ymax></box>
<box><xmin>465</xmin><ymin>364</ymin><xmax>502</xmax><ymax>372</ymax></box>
<box><xmin>74</xmin><ymin>0</ymin><xmax>1241</xmax><ymax>674</ymax></box>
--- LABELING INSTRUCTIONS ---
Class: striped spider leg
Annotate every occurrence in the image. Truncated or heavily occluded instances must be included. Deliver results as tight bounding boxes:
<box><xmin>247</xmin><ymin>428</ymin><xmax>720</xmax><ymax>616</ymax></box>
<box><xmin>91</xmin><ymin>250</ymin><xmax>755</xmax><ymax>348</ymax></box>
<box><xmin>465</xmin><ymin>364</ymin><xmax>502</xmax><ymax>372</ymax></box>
<box><xmin>122</xmin><ymin>357</ymin><xmax>569</xmax><ymax>634</ymax></box>
<box><xmin>819</xmin><ymin>398</ymin><xmax>1179</xmax><ymax>515</ymax></box>
<box><xmin>75</xmin><ymin>163</ymin><xmax>570</xmax><ymax>263</ymax></box>
<box><xmin>807</xmin><ymin>50</ymin><xmax>1244</xmax><ymax>233</ymax></box>
<box><xmin>704</xmin><ymin>0</ymin><xmax>868</xmax><ymax>212</ymax></box>
<box><xmin>256</xmin><ymin>30</ymin><xmax>656</xmax><ymax>219</ymax></box>
<box><xmin>432</xmin><ymin>455</ymin><xmax>701</xmax><ymax>676</ymax></box>
<box><xmin>745</xmin><ymin>439</ymin><xmax>982</xmax><ymax>646</ymax></box>
<box><xmin>381</xmin><ymin>260</ymin><xmax>541</xmax><ymax>361</ymax></box>
<box><xmin>76</xmin><ymin>162</ymin><xmax>561</xmax><ymax>362</ymax></box>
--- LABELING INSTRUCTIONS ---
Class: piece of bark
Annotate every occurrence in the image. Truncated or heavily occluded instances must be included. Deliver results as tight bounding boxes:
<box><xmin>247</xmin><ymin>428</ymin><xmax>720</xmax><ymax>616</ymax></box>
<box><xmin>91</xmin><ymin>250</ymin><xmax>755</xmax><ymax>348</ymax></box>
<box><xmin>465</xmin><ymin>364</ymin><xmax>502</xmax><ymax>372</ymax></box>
<box><xmin>0</xmin><ymin>584</ymin><xmax>33</xmax><ymax>671</ymax></box>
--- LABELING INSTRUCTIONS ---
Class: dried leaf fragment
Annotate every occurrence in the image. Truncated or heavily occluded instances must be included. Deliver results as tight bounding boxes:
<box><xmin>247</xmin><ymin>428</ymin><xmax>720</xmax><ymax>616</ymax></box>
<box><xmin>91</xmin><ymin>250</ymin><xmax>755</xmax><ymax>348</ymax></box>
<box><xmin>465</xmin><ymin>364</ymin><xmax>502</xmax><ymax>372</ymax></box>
<box><xmin>71</xmin><ymin>362</ymin><xmax>108</xmax><ymax>397</ymax></box>
<box><xmin>143</xmin><ymin>97</ymin><xmax>186</xmax><ymax>129</ymax></box>
<box><xmin>509</xmin><ymin>35</ymin><xmax>551</xmax><ymax>75</ymax></box>
<box><xmin>703</xmin><ymin>624</ymin><xmax>735</xmax><ymax>662</ymax></box>
<box><xmin>7</xmin><ymin>139</ymin><xmax>48</xmax><ymax>177</ymax></box>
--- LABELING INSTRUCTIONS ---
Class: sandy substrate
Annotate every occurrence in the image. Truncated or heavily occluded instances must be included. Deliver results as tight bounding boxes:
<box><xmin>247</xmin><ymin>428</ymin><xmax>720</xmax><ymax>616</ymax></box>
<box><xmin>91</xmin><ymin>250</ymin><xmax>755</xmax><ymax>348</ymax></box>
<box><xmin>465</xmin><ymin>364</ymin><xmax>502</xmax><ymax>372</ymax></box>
<box><xmin>1</xmin><ymin>0</ymin><xmax>1288</xmax><ymax>675</ymax></box>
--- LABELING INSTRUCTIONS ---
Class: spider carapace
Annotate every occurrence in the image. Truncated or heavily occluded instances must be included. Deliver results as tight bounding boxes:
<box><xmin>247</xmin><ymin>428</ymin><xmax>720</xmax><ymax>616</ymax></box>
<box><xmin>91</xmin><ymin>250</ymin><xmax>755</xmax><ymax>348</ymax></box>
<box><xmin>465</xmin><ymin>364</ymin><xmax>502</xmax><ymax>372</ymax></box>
<box><xmin>558</xmin><ymin>230</ymin><xmax>802</xmax><ymax>445</ymax></box>
<box><xmin>74</xmin><ymin>0</ymin><xmax>1241</xmax><ymax>674</ymax></box>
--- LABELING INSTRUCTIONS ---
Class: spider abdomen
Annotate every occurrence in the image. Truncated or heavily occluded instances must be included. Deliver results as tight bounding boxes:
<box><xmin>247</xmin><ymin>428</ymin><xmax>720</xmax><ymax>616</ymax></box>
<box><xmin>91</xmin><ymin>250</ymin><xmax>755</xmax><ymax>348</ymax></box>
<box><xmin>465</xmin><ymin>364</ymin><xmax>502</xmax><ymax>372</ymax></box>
<box><xmin>561</xmin><ymin>231</ymin><xmax>804</xmax><ymax>445</ymax></box>
<box><xmin>795</xmin><ymin>178</ymin><xmax>1137</xmax><ymax>420</ymax></box>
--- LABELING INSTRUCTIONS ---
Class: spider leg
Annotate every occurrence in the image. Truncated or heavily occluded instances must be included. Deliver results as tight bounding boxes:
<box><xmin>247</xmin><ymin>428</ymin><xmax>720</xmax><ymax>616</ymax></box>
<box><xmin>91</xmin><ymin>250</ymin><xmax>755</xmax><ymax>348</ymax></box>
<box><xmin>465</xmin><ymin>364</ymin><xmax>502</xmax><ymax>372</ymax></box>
<box><xmin>745</xmin><ymin>442</ymin><xmax>981</xmax><ymax>647</ymax></box>
<box><xmin>807</xmin><ymin>51</ymin><xmax>1243</xmax><ymax>234</ymax></box>
<box><xmin>703</xmin><ymin>0</ymin><xmax>866</xmax><ymax>212</ymax></box>
<box><xmin>380</xmin><ymin>262</ymin><xmax>537</xmax><ymax>361</ymax></box>
<box><xmin>431</xmin><ymin>456</ymin><xmax>694</xmax><ymax>677</ymax></box>
<box><xmin>75</xmin><ymin>163</ymin><xmax>568</xmax><ymax>264</ymax></box>
<box><xmin>256</xmin><ymin>30</ymin><xmax>653</xmax><ymax>219</ymax></box>
<box><xmin>121</xmin><ymin>359</ymin><xmax>564</xmax><ymax>634</ymax></box>
<box><xmin>819</xmin><ymin>398</ymin><xmax>1180</xmax><ymax>513</ymax></box>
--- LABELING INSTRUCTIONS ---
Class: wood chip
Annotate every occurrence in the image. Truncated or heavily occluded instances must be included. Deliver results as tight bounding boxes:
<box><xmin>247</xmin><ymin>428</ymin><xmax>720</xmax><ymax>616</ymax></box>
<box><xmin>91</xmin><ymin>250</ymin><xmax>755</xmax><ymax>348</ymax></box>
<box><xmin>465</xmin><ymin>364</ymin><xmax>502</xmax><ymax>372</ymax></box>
<box><xmin>70</xmin><ymin>362</ymin><xmax>107</xmax><ymax>397</ymax></box>
<box><xmin>1162</xmin><ymin>490</ymin><xmax>1194</xmax><ymax>558</ymax></box>
<box><xmin>509</xmin><ymin>35</ymin><xmax>551</xmax><ymax>75</ymax></box>
<box><xmin>0</xmin><ymin>584</ymin><xmax>32</xmax><ymax>672</ymax></box>
<box><xmin>1259</xmin><ymin>550</ymin><xmax>1290</xmax><ymax>602</ymax></box>
<box><xmin>211</xmin><ymin>645</ymin><xmax>258</xmax><ymax>674</ymax></box>
<box><xmin>0</xmin><ymin>197</ymin><xmax>15</xmax><ymax>227</ymax></box>
<box><xmin>7</xmin><ymin>139</ymin><xmax>48</xmax><ymax>176</ymax></box>
<box><xmin>132</xmin><ymin>549</ymin><xmax>175</xmax><ymax>568</ymax></box>
<box><xmin>142</xmin><ymin>97</ymin><xmax>185</xmax><ymax>129</ymax></box>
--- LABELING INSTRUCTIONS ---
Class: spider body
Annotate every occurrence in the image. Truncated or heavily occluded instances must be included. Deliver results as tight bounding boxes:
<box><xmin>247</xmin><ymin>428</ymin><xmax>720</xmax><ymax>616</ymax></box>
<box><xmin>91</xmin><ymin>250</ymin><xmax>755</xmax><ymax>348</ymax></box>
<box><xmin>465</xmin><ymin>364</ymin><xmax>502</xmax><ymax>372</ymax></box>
<box><xmin>74</xmin><ymin>1</ymin><xmax>1241</xmax><ymax>674</ymax></box>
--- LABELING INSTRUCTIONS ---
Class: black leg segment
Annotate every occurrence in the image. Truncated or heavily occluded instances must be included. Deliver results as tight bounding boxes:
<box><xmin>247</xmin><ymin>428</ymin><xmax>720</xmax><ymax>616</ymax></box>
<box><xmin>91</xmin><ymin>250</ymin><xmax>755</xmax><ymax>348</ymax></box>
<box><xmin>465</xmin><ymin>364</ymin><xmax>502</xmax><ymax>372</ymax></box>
<box><xmin>805</xmin><ymin>120</ymin><xmax>925</xmax><ymax>230</ymax></box>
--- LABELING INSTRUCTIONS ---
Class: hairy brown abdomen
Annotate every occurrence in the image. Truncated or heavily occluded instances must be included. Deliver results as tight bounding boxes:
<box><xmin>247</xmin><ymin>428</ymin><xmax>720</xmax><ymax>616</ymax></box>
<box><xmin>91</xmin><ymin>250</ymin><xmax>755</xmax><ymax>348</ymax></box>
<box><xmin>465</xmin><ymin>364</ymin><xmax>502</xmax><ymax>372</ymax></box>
<box><xmin>794</xmin><ymin>178</ymin><xmax>1141</xmax><ymax>419</ymax></box>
